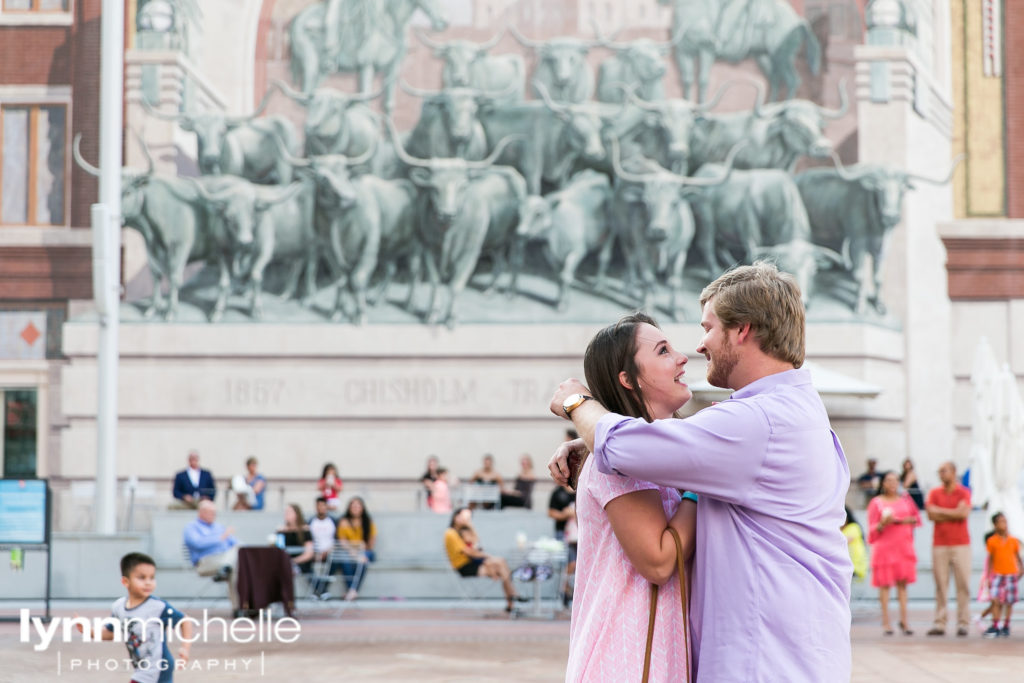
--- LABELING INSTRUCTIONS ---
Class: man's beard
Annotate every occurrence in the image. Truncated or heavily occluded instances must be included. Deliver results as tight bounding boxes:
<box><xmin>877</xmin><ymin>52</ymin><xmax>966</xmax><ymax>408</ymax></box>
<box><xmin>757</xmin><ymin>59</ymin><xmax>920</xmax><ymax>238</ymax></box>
<box><xmin>706</xmin><ymin>339</ymin><xmax>738</xmax><ymax>389</ymax></box>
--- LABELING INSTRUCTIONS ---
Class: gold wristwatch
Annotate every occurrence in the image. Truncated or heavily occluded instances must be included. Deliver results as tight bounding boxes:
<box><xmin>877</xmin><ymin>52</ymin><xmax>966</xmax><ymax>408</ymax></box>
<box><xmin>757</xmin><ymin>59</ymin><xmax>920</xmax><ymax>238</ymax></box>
<box><xmin>562</xmin><ymin>393</ymin><xmax>593</xmax><ymax>417</ymax></box>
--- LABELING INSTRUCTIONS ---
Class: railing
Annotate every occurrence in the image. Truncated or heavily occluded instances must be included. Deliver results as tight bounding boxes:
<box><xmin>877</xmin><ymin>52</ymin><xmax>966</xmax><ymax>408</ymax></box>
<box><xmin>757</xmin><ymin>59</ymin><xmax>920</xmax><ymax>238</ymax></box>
<box><xmin>124</xmin><ymin>49</ymin><xmax>227</xmax><ymax>112</ymax></box>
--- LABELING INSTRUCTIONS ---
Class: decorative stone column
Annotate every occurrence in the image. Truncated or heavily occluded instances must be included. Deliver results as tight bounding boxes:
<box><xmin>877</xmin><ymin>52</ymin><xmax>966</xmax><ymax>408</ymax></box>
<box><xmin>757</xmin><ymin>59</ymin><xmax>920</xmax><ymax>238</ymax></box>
<box><xmin>855</xmin><ymin>1</ymin><xmax>957</xmax><ymax>472</ymax></box>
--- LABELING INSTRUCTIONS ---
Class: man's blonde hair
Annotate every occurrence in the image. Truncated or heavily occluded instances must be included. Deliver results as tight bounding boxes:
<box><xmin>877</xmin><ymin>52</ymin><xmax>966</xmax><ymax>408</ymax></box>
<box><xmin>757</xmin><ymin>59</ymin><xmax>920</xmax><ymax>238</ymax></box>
<box><xmin>699</xmin><ymin>261</ymin><xmax>805</xmax><ymax>367</ymax></box>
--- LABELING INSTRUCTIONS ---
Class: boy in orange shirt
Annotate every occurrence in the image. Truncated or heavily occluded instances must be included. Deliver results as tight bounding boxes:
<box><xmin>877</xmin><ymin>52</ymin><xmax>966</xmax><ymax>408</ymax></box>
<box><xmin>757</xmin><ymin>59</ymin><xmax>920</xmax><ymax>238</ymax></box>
<box><xmin>984</xmin><ymin>512</ymin><xmax>1024</xmax><ymax>638</ymax></box>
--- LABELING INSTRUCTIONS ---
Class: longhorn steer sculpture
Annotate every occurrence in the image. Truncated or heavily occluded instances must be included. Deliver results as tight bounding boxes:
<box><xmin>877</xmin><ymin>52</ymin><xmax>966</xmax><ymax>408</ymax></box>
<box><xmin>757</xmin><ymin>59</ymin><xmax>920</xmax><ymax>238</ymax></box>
<box><xmin>414</xmin><ymin>28</ymin><xmax>525</xmax><ymax>100</ymax></box>
<box><xmin>275</xmin><ymin>79</ymin><xmax>383</xmax><ymax>162</ymax></box>
<box><xmin>689</xmin><ymin>80</ymin><xmax>847</xmax><ymax>173</ymax></box>
<box><xmin>609</xmin><ymin>140</ymin><xmax>737</xmax><ymax>321</ymax></box>
<box><xmin>510</xmin><ymin>26</ymin><xmax>598</xmax><ymax>104</ymax></box>
<box><xmin>143</xmin><ymin>86</ymin><xmax>300</xmax><ymax>184</ymax></box>
<box><xmin>594</xmin><ymin>27</ymin><xmax>682</xmax><ymax>103</ymax></box>
<box><xmin>693</xmin><ymin>162</ymin><xmax>841</xmax><ymax>307</ymax></box>
<box><xmin>400</xmin><ymin>81</ymin><xmax>519</xmax><ymax>160</ymax></box>
<box><xmin>477</xmin><ymin>81</ymin><xmax>607</xmax><ymax>195</ymax></box>
<box><xmin>795</xmin><ymin>155</ymin><xmax>963</xmax><ymax>315</ymax></box>
<box><xmin>73</xmin><ymin>135</ymin><xmax>217</xmax><ymax>321</ymax></box>
<box><xmin>276</xmin><ymin>139</ymin><xmax>420</xmax><ymax>324</ymax></box>
<box><xmin>390</xmin><ymin>121</ymin><xmax>528</xmax><ymax>327</ymax></box>
<box><xmin>518</xmin><ymin>169</ymin><xmax>615</xmax><ymax>312</ymax></box>
<box><xmin>188</xmin><ymin>176</ymin><xmax>315</xmax><ymax>322</ymax></box>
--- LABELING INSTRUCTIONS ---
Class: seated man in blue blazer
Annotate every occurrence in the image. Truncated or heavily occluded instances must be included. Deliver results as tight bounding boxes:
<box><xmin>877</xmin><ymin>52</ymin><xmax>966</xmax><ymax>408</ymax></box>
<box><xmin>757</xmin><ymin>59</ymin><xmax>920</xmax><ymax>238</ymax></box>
<box><xmin>172</xmin><ymin>450</ymin><xmax>216</xmax><ymax>509</ymax></box>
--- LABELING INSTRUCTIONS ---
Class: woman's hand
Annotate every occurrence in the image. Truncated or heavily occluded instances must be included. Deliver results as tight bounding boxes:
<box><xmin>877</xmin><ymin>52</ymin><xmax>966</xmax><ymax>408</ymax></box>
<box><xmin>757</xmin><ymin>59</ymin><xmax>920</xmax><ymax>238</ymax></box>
<box><xmin>548</xmin><ymin>438</ymin><xmax>588</xmax><ymax>487</ymax></box>
<box><xmin>549</xmin><ymin>378</ymin><xmax>591</xmax><ymax>419</ymax></box>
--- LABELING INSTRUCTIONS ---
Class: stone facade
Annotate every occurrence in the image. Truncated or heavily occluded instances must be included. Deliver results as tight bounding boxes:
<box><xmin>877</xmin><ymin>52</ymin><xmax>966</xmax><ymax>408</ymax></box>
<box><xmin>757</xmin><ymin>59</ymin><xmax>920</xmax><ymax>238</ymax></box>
<box><xmin>4</xmin><ymin>0</ymin><xmax>1021</xmax><ymax>532</ymax></box>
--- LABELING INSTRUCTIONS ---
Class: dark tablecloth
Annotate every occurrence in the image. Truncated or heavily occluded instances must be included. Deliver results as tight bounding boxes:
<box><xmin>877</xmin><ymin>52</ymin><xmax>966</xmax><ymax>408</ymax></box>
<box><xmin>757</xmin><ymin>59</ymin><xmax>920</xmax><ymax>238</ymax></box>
<box><xmin>237</xmin><ymin>546</ymin><xmax>295</xmax><ymax>617</ymax></box>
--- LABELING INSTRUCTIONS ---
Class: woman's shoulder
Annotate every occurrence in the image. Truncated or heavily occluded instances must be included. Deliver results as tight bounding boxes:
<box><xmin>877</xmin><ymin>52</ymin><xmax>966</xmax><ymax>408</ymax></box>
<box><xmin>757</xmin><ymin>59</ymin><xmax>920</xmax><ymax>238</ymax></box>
<box><xmin>580</xmin><ymin>457</ymin><xmax>658</xmax><ymax>498</ymax></box>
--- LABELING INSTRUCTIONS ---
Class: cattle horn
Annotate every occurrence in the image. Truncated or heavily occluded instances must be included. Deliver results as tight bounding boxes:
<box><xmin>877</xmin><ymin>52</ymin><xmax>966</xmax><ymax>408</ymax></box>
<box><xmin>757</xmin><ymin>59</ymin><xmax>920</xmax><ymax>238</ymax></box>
<box><xmin>826</xmin><ymin>151</ymin><xmax>865</xmax><ymax>181</ymax></box>
<box><xmin>273</xmin><ymin>78</ymin><xmax>312</xmax><ymax>105</ymax></box>
<box><xmin>609</xmin><ymin>136</ymin><xmax>662</xmax><ymax>183</ymax></box>
<box><xmin>618</xmin><ymin>83</ymin><xmax>660</xmax><ymax>112</ymax></box>
<box><xmin>72</xmin><ymin>134</ymin><xmax>101</xmax><ymax>177</ymax></box>
<box><xmin>478</xmin><ymin>27</ymin><xmax>506</xmax><ymax>52</ymax></box>
<box><xmin>590</xmin><ymin>20</ymin><xmax>625</xmax><ymax>48</ymax></box>
<box><xmin>141</xmin><ymin>97</ymin><xmax>190</xmax><ymax>123</ymax></box>
<box><xmin>414</xmin><ymin>28</ymin><xmax>446</xmax><ymax>51</ymax></box>
<box><xmin>255</xmin><ymin>181</ymin><xmax>305</xmax><ymax>211</ymax></box>
<box><xmin>271</xmin><ymin>131</ymin><xmax>312</xmax><ymax>168</ymax></box>
<box><xmin>184</xmin><ymin>176</ymin><xmax>238</xmax><ymax>204</ymax></box>
<box><xmin>533</xmin><ymin>80</ymin><xmax>569</xmax><ymax>115</ymax></box>
<box><xmin>906</xmin><ymin>154</ymin><xmax>966</xmax><ymax>185</ymax></box>
<box><xmin>671</xmin><ymin>140</ymin><xmax>746</xmax><ymax>187</ymax></box>
<box><xmin>749</xmin><ymin>80</ymin><xmax>770</xmax><ymax>118</ymax></box>
<box><xmin>386</xmin><ymin>117</ymin><xmax>432</xmax><ymax>168</ymax></box>
<box><xmin>593</xmin><ymin>19</ymin><xmax>679</xmax><ymax>50</ymax></box>
<box><xmin>814</xmin><ymin>244</ymin><xmax>847</xmax><ymax>269</ymax></box>
<box><xmin>400</xmin><ymin>80</ymin><xmax>441</xmax><ymax>100</ymax></box>
<box><xmin>130</xmin><ymin>127</ymin><xmax>156</xmax><ymax>176</ymax></box>
<box><xmin>229</xmin><ymin>81</ymin><xmax>278</xmax><ymax>124</ymax></box>
<box><xmin>346</xmin><ymin>136</ymin><xmax>378</xmax><ymax>168</ymax></box>
<box><xmin>465</xmin><ymin>134</ymin><xmax>526</xmax><ymax>169</ymax></box>
<box><xmin>478</xmin><ymin>78</ymin><xmax>521</xmax><ymax>102</ymax></box>
<box><xmin>694</xmin><ymin>79</ymin><xmax>754</xmax><ymax>114</ymax></box>
<box><xmin>817</xmin><ymin>78</ymin><xmax>849</xmax><ymax>120</ymax></box>
<box><xmin>509</xmin><ymin>25</ymin><xmax>541</xmax><ymax>49</ymax></box>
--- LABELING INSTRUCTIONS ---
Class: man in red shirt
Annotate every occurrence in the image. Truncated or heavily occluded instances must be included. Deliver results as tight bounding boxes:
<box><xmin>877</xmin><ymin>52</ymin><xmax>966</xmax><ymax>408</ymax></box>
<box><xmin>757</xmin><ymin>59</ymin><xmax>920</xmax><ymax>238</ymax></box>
<box><xmin>925</xmin><ymin>461</ymin><xmax>972</xmax><ymax>636</ymax></box>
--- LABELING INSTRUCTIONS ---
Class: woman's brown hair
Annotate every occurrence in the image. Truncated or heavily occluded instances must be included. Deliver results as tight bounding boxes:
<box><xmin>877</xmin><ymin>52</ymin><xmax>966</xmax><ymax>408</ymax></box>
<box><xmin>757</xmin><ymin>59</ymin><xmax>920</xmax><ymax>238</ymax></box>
<box><xmin>583</xmin><ymin>312</ymin><xmax>661</xmax><ymax>423</ymax></box>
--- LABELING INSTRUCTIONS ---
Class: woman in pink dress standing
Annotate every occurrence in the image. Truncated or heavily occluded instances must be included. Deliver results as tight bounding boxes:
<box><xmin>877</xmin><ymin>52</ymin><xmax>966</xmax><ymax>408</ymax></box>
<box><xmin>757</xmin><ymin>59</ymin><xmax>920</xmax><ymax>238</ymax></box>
<box><xmin>867</xmin><ymin>470</ymin><xmax>922</xmax><ymax>635</ymax></box>
<box><xmin>564</xmin><ymin>313</ymin><xmax>698</xmax><ymax>682</ymax></box>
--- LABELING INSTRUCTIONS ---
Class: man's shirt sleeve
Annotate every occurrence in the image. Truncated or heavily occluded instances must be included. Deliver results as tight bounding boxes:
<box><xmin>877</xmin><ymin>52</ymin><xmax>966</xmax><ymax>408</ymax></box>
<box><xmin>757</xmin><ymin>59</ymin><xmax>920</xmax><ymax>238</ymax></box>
<box><xmin>592</xmin><ymin>399</ymin><xmax>769</xmax><ymax>505</ymax></box>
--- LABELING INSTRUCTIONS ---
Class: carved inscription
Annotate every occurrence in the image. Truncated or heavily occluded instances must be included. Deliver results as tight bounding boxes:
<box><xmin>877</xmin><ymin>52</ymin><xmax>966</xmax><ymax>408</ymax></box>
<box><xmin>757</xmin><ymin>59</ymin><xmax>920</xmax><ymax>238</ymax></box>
<box><xmin>343</xmin><ymin>377</ymin><xmax>478</xmax><ymax>406</ymax></box>
<box><xmin>224</xmin><ymin>378</ymin><xmax>284</xmax><ymax>406</ymax></box>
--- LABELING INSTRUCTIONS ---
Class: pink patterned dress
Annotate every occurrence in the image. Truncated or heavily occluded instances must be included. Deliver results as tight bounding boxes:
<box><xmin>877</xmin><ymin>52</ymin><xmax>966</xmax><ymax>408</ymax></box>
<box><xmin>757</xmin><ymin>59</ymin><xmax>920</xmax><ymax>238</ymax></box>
<box><xmin>566</xmin><ymin>455</ymin><xmax>689</xmax><ymax>682</ymax></box>
<box><xmin>866</xmin><ymin>494</ymin><xmax>921</xmax><ymax>588</ymax></box>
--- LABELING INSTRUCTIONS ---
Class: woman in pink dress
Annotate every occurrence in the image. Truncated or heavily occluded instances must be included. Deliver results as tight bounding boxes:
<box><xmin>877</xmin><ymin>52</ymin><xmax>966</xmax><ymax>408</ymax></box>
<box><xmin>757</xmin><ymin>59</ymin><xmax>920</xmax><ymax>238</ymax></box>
<box><xmin>867</xmin><ymin>470</ymin><xmax>922</xmax><ymax>635</ymax></box>
<box><xmin>565</xmin><ymin>313</ymin><xmax>698</xmax><ymax>682</ymax></box>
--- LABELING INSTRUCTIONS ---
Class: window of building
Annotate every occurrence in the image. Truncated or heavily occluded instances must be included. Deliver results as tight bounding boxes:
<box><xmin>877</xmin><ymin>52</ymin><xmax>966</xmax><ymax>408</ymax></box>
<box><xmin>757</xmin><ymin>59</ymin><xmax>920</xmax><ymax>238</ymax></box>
<box><xmin>2</xmin><ymin>389</ymin><xmax>37</xmax><ymax>478</ymax></box>
<box><xmin>3</xmin><ymin>0</ymin><xmax>69</xmax><ymax>10</ymax></box>
<box><xmin>1</xmin><ymin>104</ymin><xmax>66</xmax><ymax>226</ymax></box>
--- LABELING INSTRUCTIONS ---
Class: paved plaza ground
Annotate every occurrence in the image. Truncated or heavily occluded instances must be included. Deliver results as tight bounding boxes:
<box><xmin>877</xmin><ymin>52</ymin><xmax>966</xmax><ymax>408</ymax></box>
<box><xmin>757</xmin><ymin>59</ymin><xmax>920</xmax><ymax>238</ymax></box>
<box><xmin>2</xmin><ymin>600</ymin><xmax>1023</xmax><ymax>682</ymax></box>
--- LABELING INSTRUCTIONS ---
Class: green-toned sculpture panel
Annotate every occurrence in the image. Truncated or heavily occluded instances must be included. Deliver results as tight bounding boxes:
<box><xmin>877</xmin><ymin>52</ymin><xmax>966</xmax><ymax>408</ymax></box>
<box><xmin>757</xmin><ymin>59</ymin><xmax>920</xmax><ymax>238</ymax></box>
<box><xmin>111</xmin><ymin>0</ymin><xmax>952</xmax><ymax>326</ymax></box>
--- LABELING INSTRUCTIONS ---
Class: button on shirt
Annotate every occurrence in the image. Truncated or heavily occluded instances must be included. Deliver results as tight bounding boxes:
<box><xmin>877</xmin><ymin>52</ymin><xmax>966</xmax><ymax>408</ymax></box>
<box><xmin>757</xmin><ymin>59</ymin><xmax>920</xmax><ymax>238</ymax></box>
<box><xmin>593</xmin><ymin>368</ymin><xmax>852</xmax><ymax>683</ymax></box>
<box><xmin>183</xmin><ymin>518</ymin><xmax>237</xmax><ymax>565</ymax></box>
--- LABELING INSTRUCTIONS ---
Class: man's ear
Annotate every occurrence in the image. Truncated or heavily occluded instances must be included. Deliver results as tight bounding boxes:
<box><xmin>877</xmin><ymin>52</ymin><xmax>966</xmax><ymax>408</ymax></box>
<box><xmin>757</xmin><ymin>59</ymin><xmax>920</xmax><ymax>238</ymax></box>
<box><xmin>734</xmin><ymin>323</ymin><xmax>753</xmax><ymax>344</ymax></box>
<box><xmin>618</xmin><ymin>371</ymin><xmax>633</xmax><ymax>390</ymax></box>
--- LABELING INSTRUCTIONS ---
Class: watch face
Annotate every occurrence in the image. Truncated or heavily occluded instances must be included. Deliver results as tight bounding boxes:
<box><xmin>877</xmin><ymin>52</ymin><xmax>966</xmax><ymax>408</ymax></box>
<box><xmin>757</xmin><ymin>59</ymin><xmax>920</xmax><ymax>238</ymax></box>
<box><xmin>563</xmin><ymin>393</ymin><xmax>587</xmax><ymax>415</ymax></box>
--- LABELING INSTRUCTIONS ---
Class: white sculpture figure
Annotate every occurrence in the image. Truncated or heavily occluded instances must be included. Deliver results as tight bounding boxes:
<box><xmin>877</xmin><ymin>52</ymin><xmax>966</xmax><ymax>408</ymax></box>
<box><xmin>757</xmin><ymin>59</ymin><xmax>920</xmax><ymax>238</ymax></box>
<box><xmin>967</xmin><ymin>337</ymin><xmax>1000</xmax><ymax>509</ymax></box>
<box><xmin>989</xmin><ymin>363</ymin><xmax>1024</xmax><ymax>536</ymax></box>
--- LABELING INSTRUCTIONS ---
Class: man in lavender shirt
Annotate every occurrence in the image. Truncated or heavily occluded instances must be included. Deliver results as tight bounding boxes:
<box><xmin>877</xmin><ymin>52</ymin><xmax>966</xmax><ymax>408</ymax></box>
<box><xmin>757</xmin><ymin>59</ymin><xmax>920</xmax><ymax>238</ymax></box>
<box><xmin>549</xmin><ymin>263</ymin><xmax>852</xmax><ymax>682</ymax></box>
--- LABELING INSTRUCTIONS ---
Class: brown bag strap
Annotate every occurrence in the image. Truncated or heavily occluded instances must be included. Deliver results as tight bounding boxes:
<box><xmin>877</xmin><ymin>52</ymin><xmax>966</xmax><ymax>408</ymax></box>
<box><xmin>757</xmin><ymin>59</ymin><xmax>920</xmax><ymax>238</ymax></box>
<box><xmin>667</xmin><ymin>527</ymin><xmax>691</xmax><ymax>683</ymax></box>
<box><xmin>642</xmin><ymin>583</ymin><xmax>658</xmax><ymax>682</ymax></box>
<box><xmin>642</xmin><ymin>527</ymin><xmax>691</xmax><ymax>683</ymax></box>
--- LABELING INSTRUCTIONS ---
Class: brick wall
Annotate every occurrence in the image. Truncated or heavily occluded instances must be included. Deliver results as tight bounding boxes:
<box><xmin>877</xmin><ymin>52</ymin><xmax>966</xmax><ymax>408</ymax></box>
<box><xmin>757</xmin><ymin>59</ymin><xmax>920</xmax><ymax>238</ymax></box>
<box><xmin>1006</xmin><ymin>0</ymin><xmax>1024</xmax><ymax>218</ymax></box>
<box><xmin>70</xmin><ymin>0</ymin><xmax>102</xmax><ymax>229</ymax></box>
<box><xmin>0</xmin><ymin>0</ymin><xmax>103</xmax><ymax>302</ymax></box>
<box><xmin>0</xmin><ymin>26</ymin><xmax>70</xmax><ymax>84</ymax></box>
